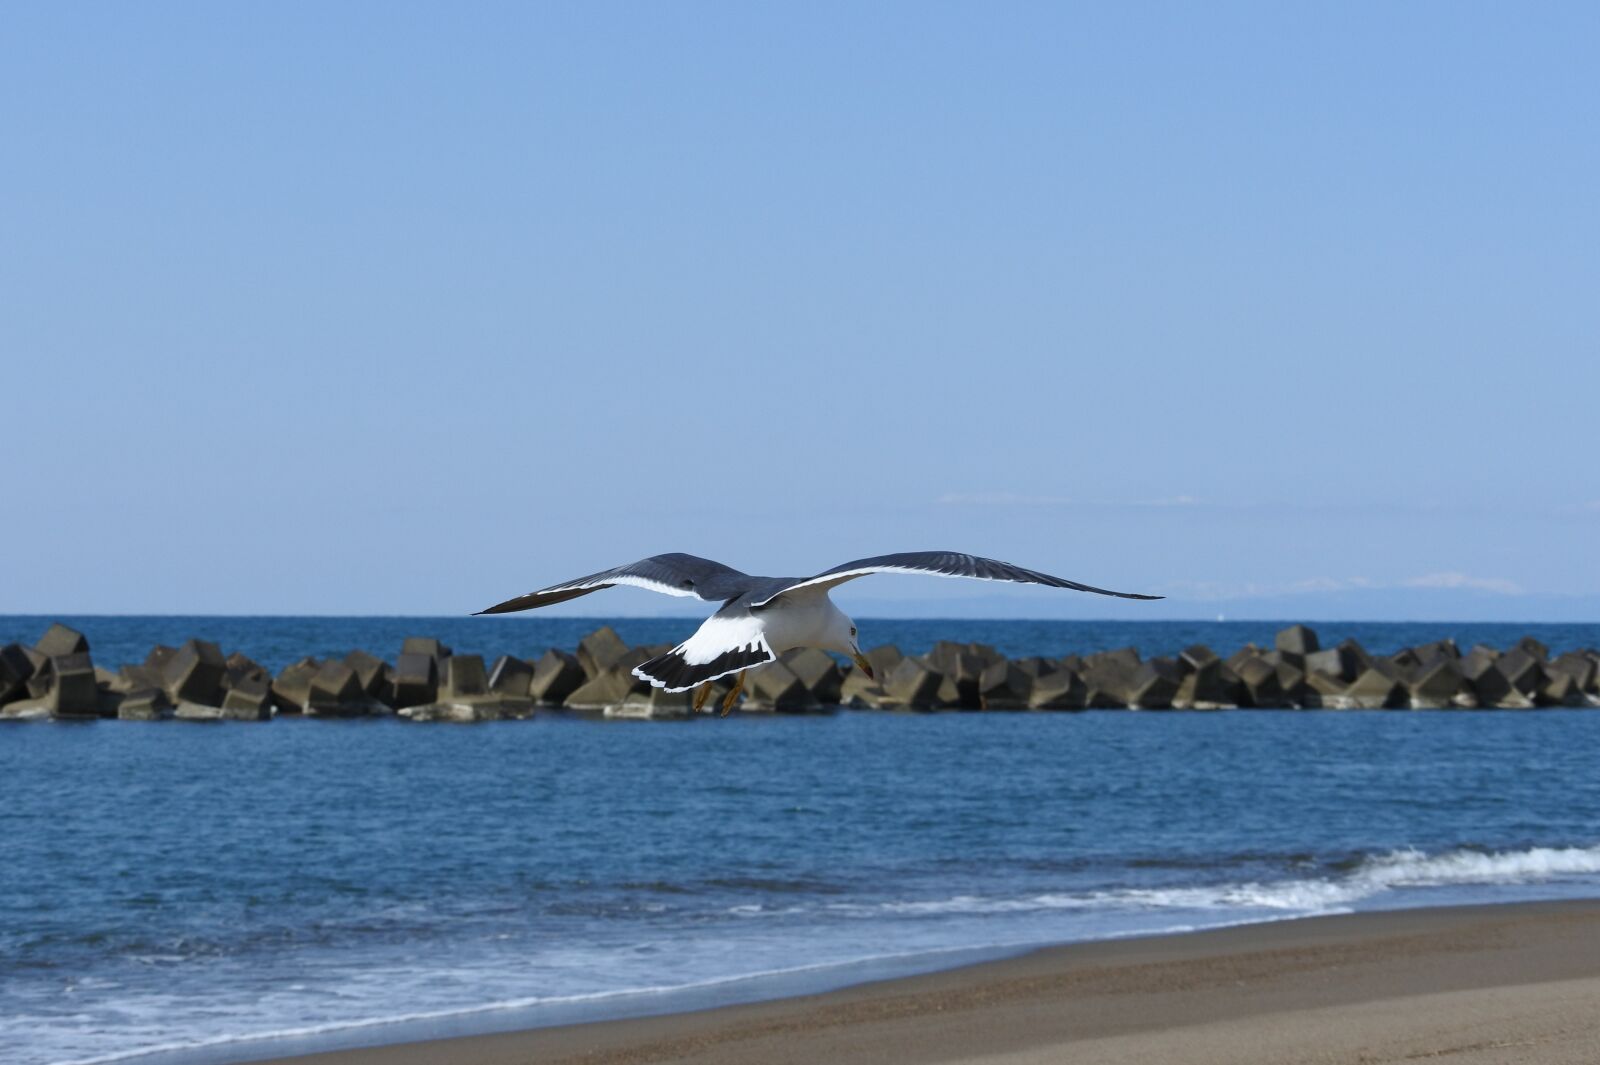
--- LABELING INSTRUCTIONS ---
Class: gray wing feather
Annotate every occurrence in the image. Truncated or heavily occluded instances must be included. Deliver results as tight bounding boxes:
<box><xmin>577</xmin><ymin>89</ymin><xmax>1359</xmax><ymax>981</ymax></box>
<box><xmin>750</xmin><ymin>551</ymin><xmax>1161</xmax><ymax>608</ymax></box>
<box><xmin>475</xmin><ymin>553</ymin><xmax>752</xmax><ymax>615</ymax></box>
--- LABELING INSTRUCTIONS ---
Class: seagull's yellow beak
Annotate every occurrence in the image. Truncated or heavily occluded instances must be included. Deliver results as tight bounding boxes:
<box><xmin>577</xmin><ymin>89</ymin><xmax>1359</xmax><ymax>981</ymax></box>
<box><xmin>851</xmin><ymin>650</ymin><xmax>875</xmax><ymax>681</ymax></box>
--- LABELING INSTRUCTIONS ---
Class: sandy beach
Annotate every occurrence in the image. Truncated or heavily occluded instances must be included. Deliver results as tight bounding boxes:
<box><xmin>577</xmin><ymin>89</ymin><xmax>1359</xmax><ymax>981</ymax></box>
<box><xmin>247</xmin><ymin>899</ymin><xmax>1600</xmax><ymax>1065</ymax></box>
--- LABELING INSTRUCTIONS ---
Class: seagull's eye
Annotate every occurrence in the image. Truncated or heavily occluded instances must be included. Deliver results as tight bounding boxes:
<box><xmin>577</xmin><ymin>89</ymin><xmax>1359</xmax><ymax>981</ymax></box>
<box><xmin>849</xmin><ymin>627</ymin><xmax>856</xmax><ymax>637</ymax></box>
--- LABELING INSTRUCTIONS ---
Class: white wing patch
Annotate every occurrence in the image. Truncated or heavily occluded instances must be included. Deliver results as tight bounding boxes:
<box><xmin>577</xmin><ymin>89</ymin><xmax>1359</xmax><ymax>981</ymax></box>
<box><xmin>676</xmin><ymin>613</ymin><xmax>771</xmax><ymax>666</ymax></box>
<box><xmin>549</xmin><ymin>574</ymin><xmax>698</xmax><ymax>599</ymax></box>
<box><xmin>751</xmin><ymin>566</ymin><xmax>963</xmax><ymax>608</ymax></box>
<box><xmin>630</xmin><ymin>613</ymin><xmax>775</xmax><ymax>691</ymax></box>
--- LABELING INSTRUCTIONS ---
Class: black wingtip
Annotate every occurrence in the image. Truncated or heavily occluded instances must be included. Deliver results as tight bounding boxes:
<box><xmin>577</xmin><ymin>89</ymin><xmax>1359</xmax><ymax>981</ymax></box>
<box><xmin>473</xmin><ymin>597</ymin><xmax>530</xmax><ymax>615</ymax></box>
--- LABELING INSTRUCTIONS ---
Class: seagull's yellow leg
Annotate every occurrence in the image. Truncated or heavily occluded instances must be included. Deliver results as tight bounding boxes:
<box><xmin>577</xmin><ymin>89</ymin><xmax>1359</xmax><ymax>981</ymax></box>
<box><xmin>719</xmin><ymin>671</ymin><xmax>746</xmax><ymax>716</ymax></box>
<box><xmin>693</xmin><ymin>682</ymin><xmax>714</xmax><ymax>714</ymax></box>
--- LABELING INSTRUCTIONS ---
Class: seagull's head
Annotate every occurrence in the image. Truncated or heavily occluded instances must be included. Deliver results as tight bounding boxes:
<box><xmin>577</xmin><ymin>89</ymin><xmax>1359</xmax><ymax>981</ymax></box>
<box><xmin>823</xmin><ymin>612</ymin><xmax>874</xmax><ymax>681</ymax></box>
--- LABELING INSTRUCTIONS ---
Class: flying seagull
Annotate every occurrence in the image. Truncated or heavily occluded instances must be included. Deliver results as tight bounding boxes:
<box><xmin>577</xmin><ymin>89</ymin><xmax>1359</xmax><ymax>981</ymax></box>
<box><xmin>477</xmin><ymin>552</ymin><xmax>1161</xmax><ymax>714</ymax></box>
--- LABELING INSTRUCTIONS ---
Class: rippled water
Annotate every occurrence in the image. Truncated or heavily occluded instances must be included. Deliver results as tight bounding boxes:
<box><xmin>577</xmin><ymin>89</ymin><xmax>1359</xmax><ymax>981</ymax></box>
<box><xmin>4</xmin><ymin>615</ymin><xmax>1598</xmax><ymax>674</ymax></box>
<box><xmin>3</xmin><ymin>618</ymin><xmax>1600</xmax><ymax>1065</ymax></box>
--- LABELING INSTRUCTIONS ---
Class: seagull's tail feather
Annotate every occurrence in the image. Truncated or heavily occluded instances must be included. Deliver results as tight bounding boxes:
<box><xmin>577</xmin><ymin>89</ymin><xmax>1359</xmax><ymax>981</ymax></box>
<box><xmin>633</xmin><ymin>642</ymin><xmax>775</xmax><ymax>692</ymax></box>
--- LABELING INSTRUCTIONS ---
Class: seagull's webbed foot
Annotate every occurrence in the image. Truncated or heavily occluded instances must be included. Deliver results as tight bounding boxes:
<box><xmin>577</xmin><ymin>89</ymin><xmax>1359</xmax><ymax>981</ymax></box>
<box><xmin>693</xmin><ymin>682</ymin><xmax>714</xmax><ymax>714</ymax></box>
<box><xmin>719</xmin><ymin>672</ymin><xmax>745</xmax><ymax>717</ymax></box>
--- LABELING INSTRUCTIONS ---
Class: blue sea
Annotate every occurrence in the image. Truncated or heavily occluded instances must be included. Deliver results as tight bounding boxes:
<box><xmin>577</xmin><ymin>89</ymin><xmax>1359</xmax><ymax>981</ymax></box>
<box><xmin>4</xmin><ymin>617</ymin><xmax>1600</xmax><ymax>1065</ymax></box>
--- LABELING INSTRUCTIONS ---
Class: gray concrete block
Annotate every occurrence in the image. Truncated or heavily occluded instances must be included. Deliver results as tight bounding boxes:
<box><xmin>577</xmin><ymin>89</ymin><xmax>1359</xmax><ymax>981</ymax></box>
<box><xmin>1028</xmin><ymin>668</ymin><xmax>1087</xmax><ymax>710</ymax></box>
<box><xmin>174</xmin><ymin>701</ymin><xmax>226</xmax><ymax>722</ymax></box>
<box><xmin>1343</xmin><ymin>668</ymin><xmax>1407</xmax><ymax>709</ymax></box>
<box><xmin>1414</xmin><ymin>639</ymin><xmax>1460</xmax><ymax>666</ymax></box>
<box><xmin>978</xmin><ymin>660</ymin><xmax>1033</xmax><ymax>710</ymax></box>
<box><xmin>1225</xmin><ymin>645</ymin><xmax>1263</xmax><ymax>674</ymax></box>
<box><xmin>1233</xmin><ymin>656</ymin><xmax>1285</xmax><ymax>708</ymax></box>
<box><xmin>0</xmin><ymin>697</ymin><xmax>52</xmax><ymax>720</ymax></box>
<box><xmin>837</xmin><ymin>645</ymin><xmax>902</xmax><ymax>708</ymax></box>
<box><xmin>391</xmin><ymin>652</ymin><xmax>439</xmax><ymax>708</ymax></box>
<box><xmin>863</xmin><ymin>645</ymin><xmax>905</xmax><ymax>679</ymax></box>
<box><xmin>221</xmin><ymin>674</ymin><xmax>273</xmax><ymax>720</ymax></box>
<box><xmin>781</xmin><ymin>648</ymin><xmax>844</xmax><ymax>705</ymax></box>
<box><xmin>643</xmin><ymin>685</ymin><xmax>698</xmax><ymax>717</ymax></box>
<box><xmin>884</xmin><ymin>657</ymin><xmax>947</xmax><ymax>710</ymax></box>
<box><xmin>1302</xmin><ymin>669</ymin><xmax>1348</xmax><ymax>707</ymax></box>
<box><xmin>401</xmin><ymin>699</ymin><xmax>516</xmax><ymax>723</ymax></box>
<box><xmin>1498</xmin><ymin>649</ymin><xmax>1546</xmax><ymax>697</ymax></box>
<box><xmin>1539</xmin><ymin>671</ymin><xmax>1586</xmax><ymax>707</ymax></box>
<box><xmin>1011</xmin><ymin>656</ymin><xmax>1057</xmax><ymax>679</ymax></box>
<box><xmin>117</xmin><ymin>687</ymin><xmax>171</xmax><ymax>720</ymax></box>
<box><xmin>1407</xmin><ymin>659</ymin><xmax>1473</xmax><ymax>709</ymax></box>
<box><xmin>0</xmin><ymin>642</ymin><xmax>34</xmax><ymax>706</ymax></box>
<box><xmin>1459</xmin><ymin>646</ymin><xmax>1500</xmax><ymax>684</ymax></box>
<box><xmin>36</xmin><ymin>622</ymin><xmax>89</xmax><ymax>658</ymax></box>
<box><xmin>488</xmin><ymin>655</ymin><xmax>534</xmax><ymax>698</ymax></box>
<box><xmin>744</xmin><ymin>661</ymin><xmax>821</xmax><ymax>712</ymax></box>
<box><xmin>401</xmin><ymin>637</ymin><xmax>453</xmax><ymax>661</ymax></box>
<box><xmin>120</xmin><ymin>663</ymin><xmax>165</xmax><ymax>692</ymax></box>
<box><xmin>26</xmin><ymin>664</ymin><xmax>54</xmax><ymax>700</ymax></box>
<box><xmin>1338</xmin><ymin>639</ymin><xmax>1375</xmax><ymax>674</ymax></box>
<box><xmin>306</xmin><ymin>660</ymin><xmax>366</xmax><ymax>715</ymax></box>
<box><xmin>21</xmin><ymin>644</ymin><xmax>48</xmax><ymax>675</ymax></box>
<box><xmin>926</xmin><ymin>643</ymin><xmax>1001</xmax><ymax>705</ymax></box>
<box><xmin>342</xmin><ymin>650</ymin><xmax>391</xmax><ymax>702</ymax></box>
<box><xmin>576</xmin><ymin>626</ymin><xmax>631</xmax><ymax>678</ymax></box>
<box><xmin>1387</xmin><ymin>648</ymin><xmax>1422</xmax><ymax>677</ymax></box>
<box><xmin>1180</xmin><ymin>645</ymin><xmax>1220</xmax><ymax>671</ymax></box>
<box><xmin>1304</xmin><ymin>646</ymin><xmax>1360</xmax><ymax>683</ymax></box>
<box><xmin>1172</xmin><ymin>660</ymin><xmax>1240</xmax><ymax>709</ymax></box>
<box><xmin>604</xmin><ymin>685</ymin><xmax>696</xmax><ymax>719</ymax></box>
<box><xmin>271</xmin><ymin>658</ymin><xmax>320</xmax><ymax>714</ymax></box>
<box><xmin>1547</xmin><ymin>652</ymin><xmax>1597</xmax><ymax>693</ymax></box>
<box><xmin>924</xmin><ymin>640</ymin><xmax>966</xmax><ymax>674</ymax></box>
<box><xmin>49</xmin><ymin>652</ymin><xmax>100</xmax><ymax>717</ymax></box>
<box><xmin>1274</xmin><ymin>662</ymin><xmax>1310</xmax><ymax>707</ymax></box>
<box><xmin>145</xmin><ymin>645</ymin><xmax>178</xmax><ymax>673</ymax></box>
<box><xmin>530</xmin><ymin>649</ymin><xmax>585</xmax><ymax>705</ymax></box>
<box><xmin>1130</xmin><ymin>657</ymin><xmax>1183</xmax><ymax>709</ymax></box>
<box><xmin>226</xmin><ymin>651</ymin><xmax>269</xmax><ymax>683</ymax></box>
<box><xmin>564</xmin><ymin>666</ymin><xmax>650</xmax><ymax>710</ymax></box>
<box><xmin>938</xmin><ymin>656</ymin><xmax>983</xmax><ymax>706</ymax></box>
<box><xmin>162</xmin><ymin>639</ymin><xmax>227</xmax><ymax>706</ymax></box>
<box><xmin>1517</xmin><ymin>636</ymin><xmax>1550</xmax><ymax>661</ymax></box>
<box><xmin>838</xmin><ymin>666</ymin><xmax>890</xmax><ymax>709</ymax></box>
<box><xmin>926</xmin><ymin>640</ymin><xmax>1000</xmax><ymax>671</ymax></box>
<box><xmin>1080</xmin><ymin>648</ymin><xmax>1140</xmax><ymax>707</ymax></box>
<box><xmin>440</xmin><ymin>655</ymin><xmax>488</xmax><ymax>700</ymax></box>
<box><xmin>1274</xmin><ymin>624</ymin><xmax>1319</xmax><ymax>658</ymax></box>
<box><xmin>95</xmin><ymin>681</ymin><xmax>126</xmax><ymax>713</ymax></box>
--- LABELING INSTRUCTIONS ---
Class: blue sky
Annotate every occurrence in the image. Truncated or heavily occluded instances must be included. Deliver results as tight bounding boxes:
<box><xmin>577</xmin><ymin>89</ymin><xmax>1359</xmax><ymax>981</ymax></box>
<box><xmin>3</xmin><ymin>2</ymin><xmax>1596</xmax><ymax>619</ymax></box>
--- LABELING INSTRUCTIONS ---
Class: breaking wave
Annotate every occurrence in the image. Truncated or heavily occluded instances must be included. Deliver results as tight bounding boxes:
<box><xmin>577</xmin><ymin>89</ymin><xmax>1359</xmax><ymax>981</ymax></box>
<box><xmin>745</xmin><ymin>844</ymin><xmax>1600</xmax><ymax>921</ymax></box>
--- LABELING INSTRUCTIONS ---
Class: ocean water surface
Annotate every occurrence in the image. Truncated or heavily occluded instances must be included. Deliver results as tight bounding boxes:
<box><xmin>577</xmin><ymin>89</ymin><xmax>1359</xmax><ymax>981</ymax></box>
<box><xmin>3</xmin><ymin>617</ymin><xmax>1600</xmax><ymax>1065</ymax></box>
<box><xmin>4</xmin><ymin>615</ymin><xmax>1599</xmax><ymax>675</ymax></box>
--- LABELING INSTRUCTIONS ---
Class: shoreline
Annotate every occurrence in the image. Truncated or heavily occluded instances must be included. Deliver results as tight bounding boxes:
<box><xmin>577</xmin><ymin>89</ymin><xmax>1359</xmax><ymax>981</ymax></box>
<box><xmin>224</xmin><ymin>898</ymin><xmax>1600</xmax><ymax>1065</ymax></box>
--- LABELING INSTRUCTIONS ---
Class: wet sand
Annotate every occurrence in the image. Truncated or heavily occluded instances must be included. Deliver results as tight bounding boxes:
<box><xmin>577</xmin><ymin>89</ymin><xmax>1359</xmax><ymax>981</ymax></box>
<box><xmin>252</xmin><ymin>900</ymin><xmax>1600</xmax><ymax>1065</ymax></box>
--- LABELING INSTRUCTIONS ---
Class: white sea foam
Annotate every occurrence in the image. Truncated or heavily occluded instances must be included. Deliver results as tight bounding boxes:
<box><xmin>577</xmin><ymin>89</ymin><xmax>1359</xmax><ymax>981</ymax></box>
<box><xmin>1355</xmin><ymin>844</ymin><xmax>1600</xmax><ymax>887</ymax></box>
<box><xmin>27</xmin><ymin>843</ymin><xmax>1600</xmax><ymax>1065</ymax></box>
<box><xmin>38</xmin><ymin>944</ymin><xmax>1056</xmax><ymax>1065</ymax></box>
<box><xmin>796</xmin><ymin>844</ymin><xmax>1600</xmax><ymax>921</ymax></box>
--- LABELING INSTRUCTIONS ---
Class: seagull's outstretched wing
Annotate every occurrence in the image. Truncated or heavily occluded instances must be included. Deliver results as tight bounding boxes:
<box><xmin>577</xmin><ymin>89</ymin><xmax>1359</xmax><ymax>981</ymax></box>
<box><xmin>475</xmin><ymin>553</ymin><xmax>752</xmax><ymax>615</ymax></box>
<box><xmin>750</xmin><ymin>551</ymin><xmax>1162</xmax><ymax>608</ymax></box>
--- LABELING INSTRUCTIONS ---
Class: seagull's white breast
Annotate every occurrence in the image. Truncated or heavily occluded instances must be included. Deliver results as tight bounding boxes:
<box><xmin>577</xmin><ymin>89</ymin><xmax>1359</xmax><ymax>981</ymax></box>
<box><xmin>757</xmin><ymin>591</ymin><xmax>847</xmax><ymax>653</ymax></box>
